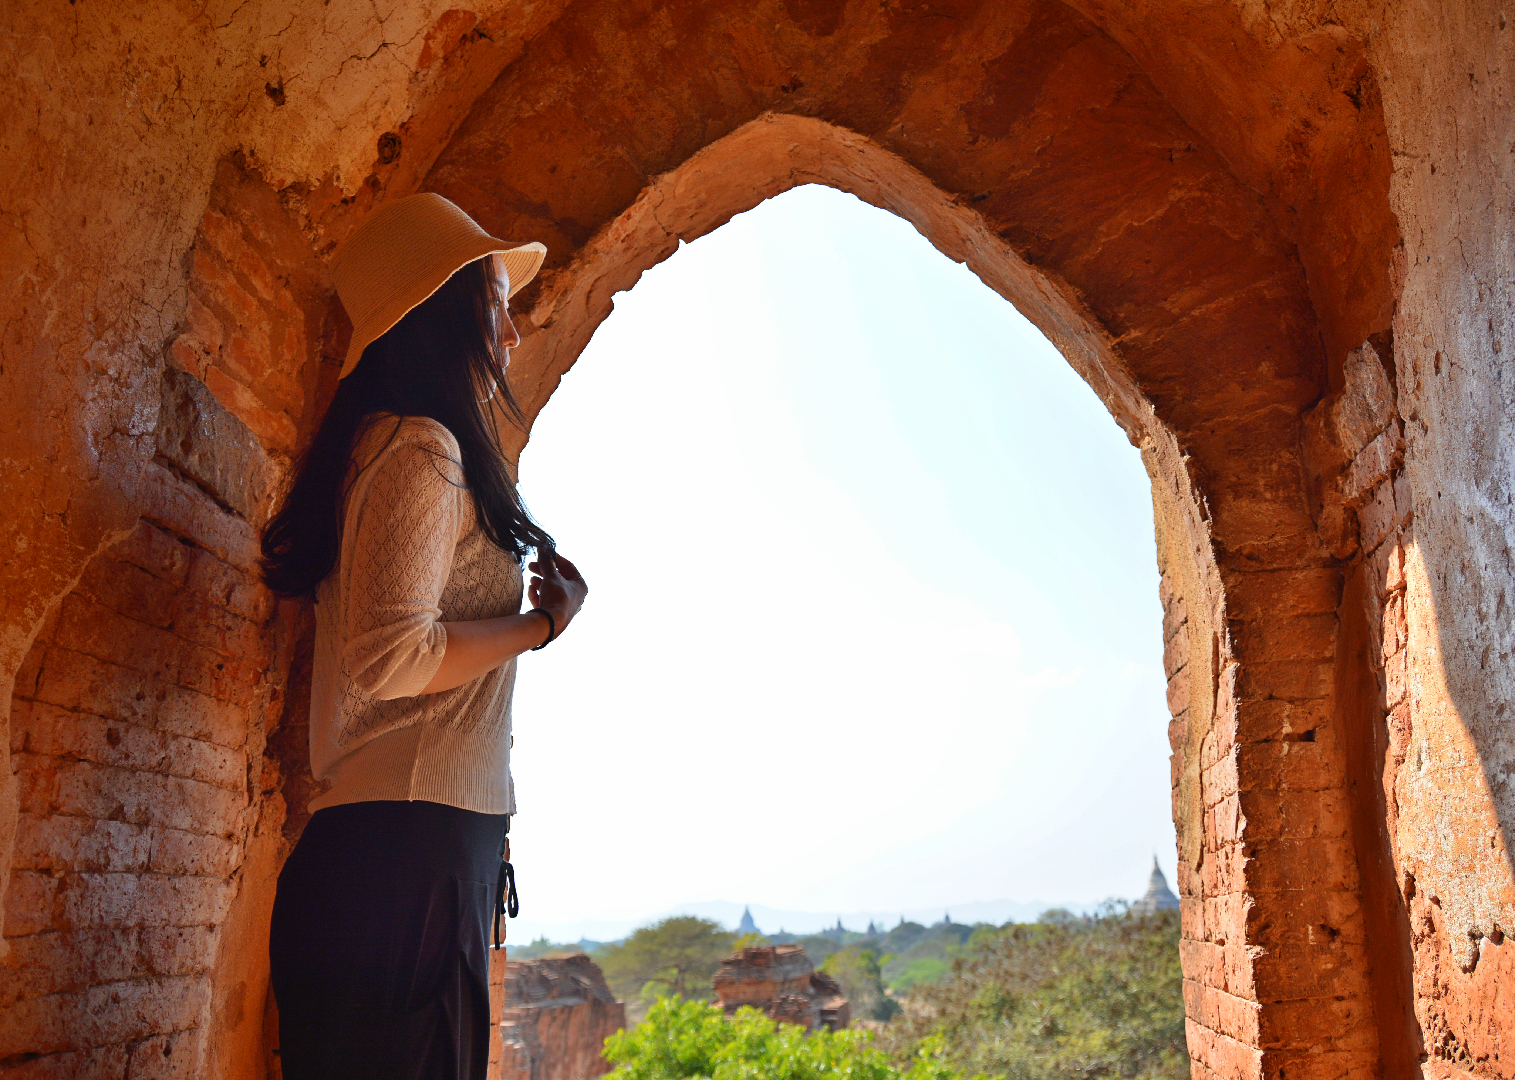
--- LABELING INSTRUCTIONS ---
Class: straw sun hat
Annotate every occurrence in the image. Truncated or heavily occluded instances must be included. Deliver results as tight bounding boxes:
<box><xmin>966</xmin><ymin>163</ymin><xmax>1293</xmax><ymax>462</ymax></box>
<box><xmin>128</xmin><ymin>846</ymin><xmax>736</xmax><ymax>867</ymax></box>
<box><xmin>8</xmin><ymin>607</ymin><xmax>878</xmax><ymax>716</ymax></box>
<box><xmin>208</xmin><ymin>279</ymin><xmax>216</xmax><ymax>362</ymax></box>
<box><xmin>330</xmin><ymin>192</ymin><xmax>547</xmax><ymax>379</ymax></box>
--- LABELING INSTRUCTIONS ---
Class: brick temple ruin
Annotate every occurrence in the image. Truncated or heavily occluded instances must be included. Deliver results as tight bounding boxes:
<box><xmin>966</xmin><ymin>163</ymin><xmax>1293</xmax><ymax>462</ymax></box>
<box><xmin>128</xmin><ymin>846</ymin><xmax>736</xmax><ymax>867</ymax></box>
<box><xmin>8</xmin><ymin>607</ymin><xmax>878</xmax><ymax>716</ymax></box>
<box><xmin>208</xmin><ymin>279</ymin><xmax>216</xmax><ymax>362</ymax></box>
<box><xmin>713</xmin><ymin>944</ymin><xmax>851</xmax><ymax>1031</ymax></box>
<box><xmin>494</xmin><ymin>956</ymin><xmax>626</xmax><ymax>1080</ymax></box>
<box><xmin>2</xmin><ymin>0</ymin><xmax>1513</xmax><ymax>1077</ymax></box>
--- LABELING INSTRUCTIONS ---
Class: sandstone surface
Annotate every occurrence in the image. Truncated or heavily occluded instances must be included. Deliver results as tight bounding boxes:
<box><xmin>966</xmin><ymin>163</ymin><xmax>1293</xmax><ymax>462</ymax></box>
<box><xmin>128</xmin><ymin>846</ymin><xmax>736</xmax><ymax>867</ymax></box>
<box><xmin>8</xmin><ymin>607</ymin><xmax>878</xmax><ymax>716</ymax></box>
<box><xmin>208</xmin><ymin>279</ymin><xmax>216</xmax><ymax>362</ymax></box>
<box><xmin>1</xmin><ymin>0</ymin><xmax>1513</xmax><ymax>1077</ymax></box>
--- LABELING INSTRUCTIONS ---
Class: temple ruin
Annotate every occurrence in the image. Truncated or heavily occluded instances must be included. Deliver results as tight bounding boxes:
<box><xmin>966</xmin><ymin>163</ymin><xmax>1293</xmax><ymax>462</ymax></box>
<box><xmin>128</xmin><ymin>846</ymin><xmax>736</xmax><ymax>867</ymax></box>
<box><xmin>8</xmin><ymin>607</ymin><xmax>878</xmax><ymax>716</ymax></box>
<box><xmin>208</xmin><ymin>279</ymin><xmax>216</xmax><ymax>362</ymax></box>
<box><xmin>495</xmin><ymin>956</ymin><xmax>626</xmax><ymax>1080</ymax></box>
<box><xmin>1</xmin><ymin>0</ymin><xmax>1512</xmax><ymax>1076</ymax></box>
<box><xmin>713</xmin><ymin>945</ymin><xmax>851</xmax><ymax>1031</ymax></box>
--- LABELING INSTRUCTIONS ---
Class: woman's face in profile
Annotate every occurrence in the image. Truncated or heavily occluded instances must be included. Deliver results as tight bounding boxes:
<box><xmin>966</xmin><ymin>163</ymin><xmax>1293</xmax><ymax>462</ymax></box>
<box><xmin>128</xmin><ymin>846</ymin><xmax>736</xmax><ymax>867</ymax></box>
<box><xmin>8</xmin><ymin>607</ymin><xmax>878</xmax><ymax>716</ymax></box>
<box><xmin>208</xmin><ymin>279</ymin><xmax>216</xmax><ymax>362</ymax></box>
<box><xmin>478</xmin><ymin>254</ymin><xmax>522</xmax><ymax>403</ymax></box>
<box><xmin>491</xmin><ymin>254</ymin><xmax>522</xmax><ymax>372</ymax></box>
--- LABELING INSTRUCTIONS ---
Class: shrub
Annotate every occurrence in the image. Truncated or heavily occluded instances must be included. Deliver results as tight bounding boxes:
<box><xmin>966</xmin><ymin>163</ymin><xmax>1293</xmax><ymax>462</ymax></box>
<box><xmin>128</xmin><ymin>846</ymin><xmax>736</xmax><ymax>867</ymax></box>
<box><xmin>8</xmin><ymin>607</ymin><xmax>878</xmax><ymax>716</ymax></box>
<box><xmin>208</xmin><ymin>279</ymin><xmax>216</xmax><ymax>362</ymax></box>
<box><xmin>603</xmin><ymin>997</ymin><xmax>969</xmax><ymax>1080</ymax></box>
<box><xmin>880</xmin><ymin>907</ymin><xmax>1186</xmax><ymax>1080</ymax></box>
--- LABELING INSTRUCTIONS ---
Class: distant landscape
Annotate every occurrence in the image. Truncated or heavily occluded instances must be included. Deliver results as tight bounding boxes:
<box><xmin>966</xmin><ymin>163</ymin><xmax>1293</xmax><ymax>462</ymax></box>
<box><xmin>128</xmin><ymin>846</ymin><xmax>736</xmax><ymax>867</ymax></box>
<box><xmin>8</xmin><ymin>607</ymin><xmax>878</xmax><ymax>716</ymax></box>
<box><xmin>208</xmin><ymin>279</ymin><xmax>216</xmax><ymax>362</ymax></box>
<box><xmin>511</xmin><ymin>912</ymin><xmax>1010</xmax><ymax>1000</ymax></box>
<box><xmin>510</xmin><ymin>864</ymin><xmax>1186</xmax><ymax>1080</ymax></box>
<box><xmin>504</xmin><ymin>897</ymin><xmax>1100</xmax><ymax>949</ymax></box>
<box><xmin>521</xmin><ymin>898</ymin><xmax>1186</xmax><ymax>1080</ymax></box>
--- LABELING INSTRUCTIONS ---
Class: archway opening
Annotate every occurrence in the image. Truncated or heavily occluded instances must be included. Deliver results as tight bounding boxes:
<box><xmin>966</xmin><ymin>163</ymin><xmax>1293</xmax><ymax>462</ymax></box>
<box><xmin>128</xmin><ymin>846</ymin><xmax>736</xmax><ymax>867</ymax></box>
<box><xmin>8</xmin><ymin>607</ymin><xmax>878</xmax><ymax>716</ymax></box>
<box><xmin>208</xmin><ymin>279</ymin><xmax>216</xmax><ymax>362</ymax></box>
<box><xmin>505</xmin><ymin>182</ymin><xmax>1177</xmax><ymax>961</ymax></box>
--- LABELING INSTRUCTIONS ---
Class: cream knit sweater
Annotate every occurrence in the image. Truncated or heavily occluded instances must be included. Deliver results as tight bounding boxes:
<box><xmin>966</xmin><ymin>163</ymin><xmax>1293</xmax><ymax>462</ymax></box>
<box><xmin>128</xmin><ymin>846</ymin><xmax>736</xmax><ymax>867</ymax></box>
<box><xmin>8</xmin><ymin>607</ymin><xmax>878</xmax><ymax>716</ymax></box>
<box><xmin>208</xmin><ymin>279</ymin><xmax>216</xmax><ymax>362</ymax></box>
<box><xmin>308</xmin><ymin>414</ymin><xmax>522</xmax><ymax>816</ymax></box>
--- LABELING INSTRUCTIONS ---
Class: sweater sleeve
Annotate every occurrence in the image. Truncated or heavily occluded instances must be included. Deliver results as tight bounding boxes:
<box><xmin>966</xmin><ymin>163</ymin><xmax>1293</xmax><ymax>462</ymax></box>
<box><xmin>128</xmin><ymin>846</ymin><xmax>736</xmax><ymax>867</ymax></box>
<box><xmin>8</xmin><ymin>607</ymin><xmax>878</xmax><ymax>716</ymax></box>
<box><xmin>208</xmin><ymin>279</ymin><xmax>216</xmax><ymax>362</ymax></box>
<box><xmin>340</xmin><ymin>424</ymin><xmax>464</xmax><ymax>701</ymax></box>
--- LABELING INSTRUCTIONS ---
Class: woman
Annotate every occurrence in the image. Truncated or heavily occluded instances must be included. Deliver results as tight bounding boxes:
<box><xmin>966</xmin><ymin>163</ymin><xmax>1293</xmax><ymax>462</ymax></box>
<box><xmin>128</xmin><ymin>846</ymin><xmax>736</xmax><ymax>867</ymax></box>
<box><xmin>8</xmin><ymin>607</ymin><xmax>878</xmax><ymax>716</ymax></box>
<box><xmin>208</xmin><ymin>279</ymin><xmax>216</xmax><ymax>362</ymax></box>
<box><xmin>260</xmin><ymin>193</ymin><xmax>588</xmax><ymax>1080</ymax></box>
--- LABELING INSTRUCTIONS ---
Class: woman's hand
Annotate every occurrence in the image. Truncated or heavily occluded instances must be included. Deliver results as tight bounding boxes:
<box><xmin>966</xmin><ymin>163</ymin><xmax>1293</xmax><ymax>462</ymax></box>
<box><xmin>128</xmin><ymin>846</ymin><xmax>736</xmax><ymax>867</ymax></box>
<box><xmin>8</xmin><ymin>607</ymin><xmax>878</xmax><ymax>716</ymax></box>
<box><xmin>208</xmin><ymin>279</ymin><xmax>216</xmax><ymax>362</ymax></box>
<box><xmin>527</xmin><ymin>549</ymin><xmax>588</xmax><ymax>638</ymax></box>
<box><xmin>418</xmin><ymin>551</ymin><xmax>588</xmax><ymax>695</ymax></box>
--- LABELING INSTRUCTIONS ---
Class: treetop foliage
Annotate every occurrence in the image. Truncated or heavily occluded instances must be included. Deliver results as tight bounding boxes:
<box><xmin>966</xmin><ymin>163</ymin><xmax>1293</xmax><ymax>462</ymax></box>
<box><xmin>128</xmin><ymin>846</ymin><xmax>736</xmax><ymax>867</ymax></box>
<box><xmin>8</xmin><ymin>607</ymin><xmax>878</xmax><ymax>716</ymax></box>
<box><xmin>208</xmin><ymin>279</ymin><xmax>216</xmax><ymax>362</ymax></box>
<box><xmin>604</xmin><ymin>997</ymin><xmax>972</xmax><ymax>1080</ymax></box>
<box><xmin>596</xmin><ymin>916</ymin><xmax>737</xmax><ymax>1019</ymax></box>
<box><xmin>878</xmin><ymin>907</ymin><xmax>1187</xmax><ymax>1080</ymax></box>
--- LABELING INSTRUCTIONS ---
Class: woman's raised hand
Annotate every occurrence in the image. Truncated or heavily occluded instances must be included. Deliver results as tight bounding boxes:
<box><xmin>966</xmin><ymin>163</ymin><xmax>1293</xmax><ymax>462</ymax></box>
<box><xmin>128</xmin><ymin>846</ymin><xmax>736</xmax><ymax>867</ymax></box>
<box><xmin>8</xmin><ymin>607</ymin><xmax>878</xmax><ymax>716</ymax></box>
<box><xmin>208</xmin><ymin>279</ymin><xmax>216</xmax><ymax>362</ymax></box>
<box><xmin>527</xmin><ymin>549</ymin><xmax>588</xmax><ymax>635</ymax></box>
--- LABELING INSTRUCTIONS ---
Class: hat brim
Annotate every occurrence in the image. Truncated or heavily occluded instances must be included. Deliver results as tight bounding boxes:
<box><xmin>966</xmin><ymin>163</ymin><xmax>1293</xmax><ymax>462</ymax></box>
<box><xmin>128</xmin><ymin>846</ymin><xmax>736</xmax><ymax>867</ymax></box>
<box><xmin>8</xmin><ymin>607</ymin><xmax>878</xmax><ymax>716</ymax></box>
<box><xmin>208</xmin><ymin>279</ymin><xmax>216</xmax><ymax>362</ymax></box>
<box><xmin>339</xmin><ymin>239</ymin><xmax>547</xmax><ymax>380</ymax></box>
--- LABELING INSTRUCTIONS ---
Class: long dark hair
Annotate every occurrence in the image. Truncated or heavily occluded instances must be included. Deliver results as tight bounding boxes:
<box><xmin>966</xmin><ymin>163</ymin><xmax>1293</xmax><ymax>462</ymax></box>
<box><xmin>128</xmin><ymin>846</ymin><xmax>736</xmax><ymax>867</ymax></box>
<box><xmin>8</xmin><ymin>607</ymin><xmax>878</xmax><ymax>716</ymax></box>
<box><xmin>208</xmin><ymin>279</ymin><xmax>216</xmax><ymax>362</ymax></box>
<box><xmin>260</xmin><ymin>256</ymin><xmax>554</xmax><ymax>599</ymax></box>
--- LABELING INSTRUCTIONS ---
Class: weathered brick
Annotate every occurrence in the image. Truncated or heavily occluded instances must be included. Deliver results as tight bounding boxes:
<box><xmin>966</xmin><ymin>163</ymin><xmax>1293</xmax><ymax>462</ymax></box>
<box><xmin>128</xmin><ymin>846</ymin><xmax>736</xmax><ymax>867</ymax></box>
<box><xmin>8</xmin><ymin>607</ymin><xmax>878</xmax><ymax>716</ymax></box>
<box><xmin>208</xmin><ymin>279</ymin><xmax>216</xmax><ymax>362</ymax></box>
<box><xmin>1165</xmin><ymin>623</ymin><xmax>1191</xmax><ymax>678</ymax></box>
<box><xmin>1199</xmin><ymin>892</ymin><xmax>1252</xmax><ymax>945</ymax></box>
<box><xmin>1392</xmin><ymin>472</ymin><xmax>1413</xmax><ymax>526</ymax></box>
<box><xmin>200</xmin><ymin>207</ymin><xmax>279</xmax><ymax>301</ymax></box>
<box><xmin>110</xmin><ymin>520</ymin><xmax>193</xmax><ymax>585</ymax></box>
<box><xmin>1205</xmin><ymin>798</ymin><xmax>1233</xmax><ymax>854</ymax></box>
<box><xmin>1259</xmin><ymin>994</ymin><xmax>1377</xmax><ymax>1050</ymax></box>
<box><xmin>1237</xmin><ymin>789</ymin><xmax>1351</xmax><ymax>842</ymax></box>
<box><xmin>202</xmin><ymin>362</ymin><xmax>299</xmax><ymax>450</ymax></box>
<box><xmin>148</xmin><ymin>830</ymin><xmax>244</xmax><ymax>878</ymax></box>
<box><xmin>53</xmin><ymin>593</ymin><xmax>261</xmax><ymax>707</ymax></box>
<box><xmin>13</xmin><ymin>751</ymin><xmax>56</xmax><ymax>815</ymax></box>
<box><xmin>0</xmin><ymin>930</ymin><xmax>144</xmax><ymax>1007</ymax></box>
<box><xmin>14</xmin><ymin>636</ymin><xmax>47</xmax><ymax>707</ymax></box>
<box><xmin>110</xmin><ymin>519</ymin><xmax>274</xmax><ymax>623</ymax></box>
<box><xmin>1224</xmin><ymin>568</ymin><xmax>1342</xmax><ymax>622</ymax></box>
<box><xmin>1358</xmin><ymin>481</ymin><xmax>1396</xmax><ymax>553</ymax></box>
<box><xmin>1244</xmin><ymin>837</ymin><xmax>1359</xmax><ymax>894</ymax></box>
<box><xmin>76</xmin><ymin>556</ymin><xmax>264</xmax><ymax>660</ymax></box>
<box><xmin>1185</xmin><ymin>979</ymin><xmax>1261</xmax><ymax>1045</ymax></box>
<box><xmin>1251</xmin><ymin>941</ymin><xmax>1372</xmax><ymax>1003</ymax></box>
<box><xmin>1204</xmin><ymin>717</ymin><xmax>1239</xmax><ymax>769</ymax></box>
<box><xmin>1234</xmin><ymin>660</ymin><xmax>1335</xmax><ymax>704</ymax></box>
<box><xmin>183</xmin><ymin>548</ymin><xmax>274</xmax><ymax>624</ymax></box>
<box><xmin>51</xmin><ymin>760</ymin><xmax>247</xmax><ymax>837</ymax></box>
<box><xmin>1232</xmin><ymin>698</ymin><xmax>1334</xmax><ymax>748</ymax></box>
<box><xmin>1380</xmin><ymin>592</ymin><xmax>1406</xmax><ymax>659</ymax></box>
<box><xmin>12</xmin><ymin>814</ymin><xmax>152</xmax><ymax>873</ymax></box>
<box><xmin>34</xmin><ymin>647</ymin><xmax>250</xmax><ymax>749</ymax></box>
<box><xmin>1342</xmin><ymin>422</ymin><xmax>1402</xmax><ymax>503</ymax></box>
<box><xmin>137</xmin><ymin>462</ymin><xmax>261</xmax><ymax>570</ymax></box>
<box><xmin>0</xmin><ymin>1044</ymin><xmax>130</xmax><ymax>1079</ymax></box>
<box><xmin>1202</xmin><ymin>753</ymin><xmax>1241</xmax><ymax>807</ymax></box>
<box><xmin>1243</xmin><ymin>889</ymin><xmax>1368</xmax><ymax>949</ymax></box>
<box><xmin>1182</xmin><ymin>936</ymin><xmax>1226</xmax><ymax>987</ymax></box>
<box><xmin>77</xmin><ymin>976</ymin><xmax>208</xmax><ymax>1049</ymax></box>
<box><xmin>1260</xmin><ymin>1049</ymin><xmax>1378</xmax><ymax>1080</ymax></box>
<box><xmin>137</xmin><ymin>925</ymin><xmax>219</xmax><ymax>978</ymax></box>
<box><xmin>1367</xmin><ymin>535</ymin><xmax>1406</xmax><ymax>593</ymax></box>
<box><xmin>21</xmin><ymin>702</ymin><xmax>244</xmax><ymax>791</ymax></box>
<box><xmin>1168</xmin><ymin>664</ymin><xmax>1192</xmax><ymax>715</ymax></box>
<box><xmin>1180</xmin><ymin>936</ymin><xmax>1256</xmax><ymax>999</ymax></box>
<box><xmin>126</xmin><ymin>1027</ymin><xmax>204</xmax><ymax>1080</ymax></box>
<box><xmin>1164</xmin><ymin>593</ymin><xmax>1188</xmax><ymax>645</ymax></box>
<box><xmin>1384</xmin><ymin>646</ymin><xmax>1408</xmax><ymax>707</ymax></box>
<box><xmin>1386</xmin><ymin>701</ymin><xmax>1412</xmax><ymax>763</ymax></box>
<box><xmin>1186</xmin><ymin>1020</ymin><xmax>1263</xmax><ymax>1080</ymax></box>
<box><xmin>4</xmin><ymin>872</ymin><xmax>62</xmax><ymax>937</ymax></box>
<box><xmin>61</xmin><ymin>873</ymin><xmax>235</xmax><ymax>929</ymax></box>
<box><xmin>1227</xmin><ymin>614</ymin><xmax>1337</xmax><ymax>664</ymax></box>
<box><xmin>1169</xmin><ymin>709</ymin><xmax>1190</xmax><ymax>752</ymax></box>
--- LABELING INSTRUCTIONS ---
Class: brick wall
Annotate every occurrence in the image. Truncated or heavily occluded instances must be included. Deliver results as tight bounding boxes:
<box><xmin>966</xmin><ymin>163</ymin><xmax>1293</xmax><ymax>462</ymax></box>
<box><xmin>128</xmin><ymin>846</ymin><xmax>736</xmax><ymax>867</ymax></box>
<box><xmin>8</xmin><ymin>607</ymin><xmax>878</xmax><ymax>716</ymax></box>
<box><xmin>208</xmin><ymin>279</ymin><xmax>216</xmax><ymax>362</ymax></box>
<box><xmin>4</xmin><ymin>503</ymin><xmax>279</xmax><ymax>1078</ymax></box>
<box><xmin>1336</xmin><ymin>338</ymin><xmax>1515</xmax><ymax>1074</ymax></box>
<box><xmin>1</xmin><ymin>158</ymin><xmax>329</xmax><ymax>1079</ymax></box>
<box><xmin>1156</xmin><ymin>407</ymin><xmax>1386</xmax><ymax>1080</ymax></box>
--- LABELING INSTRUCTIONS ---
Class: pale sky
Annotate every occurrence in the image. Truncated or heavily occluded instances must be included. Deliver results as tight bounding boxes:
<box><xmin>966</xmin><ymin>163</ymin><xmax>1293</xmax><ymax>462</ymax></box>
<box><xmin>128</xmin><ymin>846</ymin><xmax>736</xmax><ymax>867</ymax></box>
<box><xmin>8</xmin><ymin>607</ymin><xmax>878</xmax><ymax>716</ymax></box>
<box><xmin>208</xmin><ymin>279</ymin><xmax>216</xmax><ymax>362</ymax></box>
<box><xmin>508</xmin><ymin>184</ymin><xmax>1176</xmax><ymax>944</ymax></box>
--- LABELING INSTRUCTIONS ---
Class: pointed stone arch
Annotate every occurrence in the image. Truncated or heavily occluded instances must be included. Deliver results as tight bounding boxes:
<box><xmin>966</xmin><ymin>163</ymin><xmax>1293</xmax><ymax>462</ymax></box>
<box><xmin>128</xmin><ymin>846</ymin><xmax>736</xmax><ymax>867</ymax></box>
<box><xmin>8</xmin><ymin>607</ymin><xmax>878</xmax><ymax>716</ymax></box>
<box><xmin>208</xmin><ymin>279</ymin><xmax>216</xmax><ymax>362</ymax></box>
<box><xmin>402</xmin><ymin>3</ymin><xmax>1401</xmax><ymax>1064</ymax></box>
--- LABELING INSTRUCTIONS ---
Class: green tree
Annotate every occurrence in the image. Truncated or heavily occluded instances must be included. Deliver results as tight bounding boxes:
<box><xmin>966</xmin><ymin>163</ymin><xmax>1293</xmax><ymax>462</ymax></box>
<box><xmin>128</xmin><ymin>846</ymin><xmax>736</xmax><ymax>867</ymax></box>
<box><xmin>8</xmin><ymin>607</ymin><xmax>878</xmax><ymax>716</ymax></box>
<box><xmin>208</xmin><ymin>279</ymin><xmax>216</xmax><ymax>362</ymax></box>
<box><xmin>822</xmin><ymin>947</ymin><xmax>901</xmax><ymax>1022</ymax></box>
<box><xmin>603</xmin><ymin>997</ymin><xmax>970</xmax><ymax>1080</ymax></box>
<box><xmin>597</xmin><ymin>916</ymin><xmax>736</xmax><ymax>1018</ymax></box>
<box><xmin>880</xmin><ymin>907</ymin><xmax>1187</xmax><ymax>1080</ymax></box>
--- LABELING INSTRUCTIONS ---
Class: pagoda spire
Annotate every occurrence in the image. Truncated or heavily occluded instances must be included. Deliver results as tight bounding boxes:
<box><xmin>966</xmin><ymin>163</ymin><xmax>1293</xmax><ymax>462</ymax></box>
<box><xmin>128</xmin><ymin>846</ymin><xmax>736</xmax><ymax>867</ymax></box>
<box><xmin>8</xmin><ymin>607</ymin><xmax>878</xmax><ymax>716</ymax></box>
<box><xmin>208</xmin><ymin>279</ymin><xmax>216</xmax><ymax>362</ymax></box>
<box><xmin>1132</xmin><ymin>856</ymin><xmax>1180</xmax><ymax>914</ymax></box>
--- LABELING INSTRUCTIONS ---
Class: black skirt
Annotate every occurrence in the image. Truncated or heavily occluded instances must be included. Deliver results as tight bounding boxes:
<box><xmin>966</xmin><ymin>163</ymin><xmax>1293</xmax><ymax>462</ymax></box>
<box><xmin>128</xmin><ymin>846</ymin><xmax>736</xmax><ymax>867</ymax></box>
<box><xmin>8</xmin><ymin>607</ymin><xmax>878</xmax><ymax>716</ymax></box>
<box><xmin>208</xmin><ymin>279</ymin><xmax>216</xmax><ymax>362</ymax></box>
<box><xmin>269</xmin><ymin>800</ymin><xmax>509</xmax><ymax>1080</ymax></box>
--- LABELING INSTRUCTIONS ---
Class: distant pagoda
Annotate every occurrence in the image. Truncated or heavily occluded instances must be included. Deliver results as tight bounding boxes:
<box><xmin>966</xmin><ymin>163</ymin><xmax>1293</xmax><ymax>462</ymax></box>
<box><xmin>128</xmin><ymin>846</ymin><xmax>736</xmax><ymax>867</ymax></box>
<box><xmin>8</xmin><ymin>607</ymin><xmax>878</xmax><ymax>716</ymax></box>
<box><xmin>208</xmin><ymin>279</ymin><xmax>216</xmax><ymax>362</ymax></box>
<box><xmin>737</xmin><ymin>906</ymin><xmax>760</xmax><ymax>936</ymax></box>
<box><xmin>1131</xmin><ymin>857</ymin><xmax>1180</xmax><ymax>914</ymax></box>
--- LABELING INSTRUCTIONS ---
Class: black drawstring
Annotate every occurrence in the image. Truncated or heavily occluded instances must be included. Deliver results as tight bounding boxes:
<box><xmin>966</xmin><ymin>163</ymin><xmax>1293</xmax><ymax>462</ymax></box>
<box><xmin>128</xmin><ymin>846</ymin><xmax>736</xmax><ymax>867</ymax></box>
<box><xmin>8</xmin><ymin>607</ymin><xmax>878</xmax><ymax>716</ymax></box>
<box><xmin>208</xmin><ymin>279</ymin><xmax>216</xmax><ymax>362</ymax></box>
<box><xmin>493</xmin><ymin>817</ymin><xmax>519</xmax><ymax>950</ymax></box>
